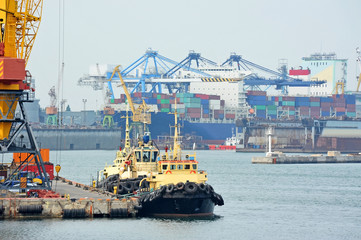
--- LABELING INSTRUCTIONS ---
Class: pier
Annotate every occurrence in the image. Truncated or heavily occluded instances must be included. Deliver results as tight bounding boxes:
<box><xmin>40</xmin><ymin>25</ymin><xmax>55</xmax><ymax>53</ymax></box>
<box><xmin>252</xmin><ymin>151</ymin><xmax>361</xmax><ymax>164</ymax></box>
<box><xmin>0</xmin><ymin>177</ymin><xmax>141</xmax><ymax>219</ymax></box>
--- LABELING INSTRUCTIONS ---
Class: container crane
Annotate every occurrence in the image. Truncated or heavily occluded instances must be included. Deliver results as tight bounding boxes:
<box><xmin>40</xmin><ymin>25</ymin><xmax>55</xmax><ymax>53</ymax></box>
<box><xmin>0</xmin><ymin>0</ymin><xmax>51</xmax><ymax>191</ymax></box>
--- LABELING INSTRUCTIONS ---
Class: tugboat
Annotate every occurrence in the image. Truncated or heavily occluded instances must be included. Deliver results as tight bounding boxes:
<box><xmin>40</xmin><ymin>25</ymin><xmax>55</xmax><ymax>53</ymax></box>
<box><xmin>97</xmin><ymin>104</ymin><xmax>224</xmax><ymax>217</ymax></box>
<box><xmin>138</xmin><ymin>104</ymin><xmax>223</xmax><ymax>217</ymax></box>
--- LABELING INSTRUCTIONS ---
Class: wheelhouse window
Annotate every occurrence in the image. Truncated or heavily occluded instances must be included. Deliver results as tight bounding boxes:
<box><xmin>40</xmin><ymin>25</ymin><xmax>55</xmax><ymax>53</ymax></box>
<box><xmin>152</xmin><ymin>151</ymin><xmax>158</xmax><ymax>162</ymax></box>
<box><xmin>170</xmin><ymin>164</ymin><xmax>176</xmax><ymax>170</ymax></box>
<box><xmin>143</xmin><ymin>151</ymin><xmax>150</xmax><ymax>162</ymax></box>
<box><xmin>162</xmin><ymin>164</ymin><xmax>168</xmax><ymax>170</ymax></box>
<box><xmin>192</xmin><ymin>164</ymin><xmax>197</xmax><ymax>170</ymax></box>
<box><xmin>177</xmin><ymin>164</ymin><xmax>183</xmax><ymax>170</ymax></box>
<box><xmin>185</xmin><ymin>164</ymin><xmax>190</xmax><ymax>169</ymax></box>
<box><xmin>135</xmin><ymin>151</ymin><xmax>141</xmax><ymax>162</ymax></box>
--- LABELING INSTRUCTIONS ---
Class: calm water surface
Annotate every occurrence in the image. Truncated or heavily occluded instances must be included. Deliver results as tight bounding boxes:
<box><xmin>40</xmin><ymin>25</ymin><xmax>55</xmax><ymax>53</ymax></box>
<box><xmin>1</xmin><ymin>150</ymin><xmax>361</xmax><ymax>240</ymax></box>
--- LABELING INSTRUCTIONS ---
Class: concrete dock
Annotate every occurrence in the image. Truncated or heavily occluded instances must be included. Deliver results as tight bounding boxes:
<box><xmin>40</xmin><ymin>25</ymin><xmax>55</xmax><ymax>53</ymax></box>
<box><xmin>0</xmin><ymin>177</ymin><xmax>141</xmax><ymax>219</ymax></box>
<box><xmin>252</xmin><ymin>151</ymin><xmax>361</xmax><ymax>164</ymax></box>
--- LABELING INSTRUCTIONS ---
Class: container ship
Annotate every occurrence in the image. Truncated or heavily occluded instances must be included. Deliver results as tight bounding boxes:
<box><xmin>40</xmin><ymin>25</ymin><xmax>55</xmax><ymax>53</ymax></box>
<box><xmin>29</xmin><ymin>51</ymin><xmax>361</xmax><ymax>153</ymax></box>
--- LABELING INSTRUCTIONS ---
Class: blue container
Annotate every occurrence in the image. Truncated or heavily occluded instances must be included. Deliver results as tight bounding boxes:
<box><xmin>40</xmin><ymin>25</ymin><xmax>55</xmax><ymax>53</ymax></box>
<box><xmin>268</xmin><ymin>114</ymin><xmax>277</xmax><ymax>119</ymax></box>
<box><xmin>203</xmin><ymin>109</ymin><xmax>209</xmax><ymax>114</ymax></box>
<box><xmin>321</xmin><ymin>111</ymin><xmax>330</xmax><ymax>117</ymax></box>
<box><xmin>295</xmin><ymin>101</ymin><xmax>310</xmax><ymax>107</ymax></box>
<box><xmin>345</xmin><ymin>95</ymin><xmax>356</xmax><ymax>104</ymax></box>
<box><xmin>201</xmin><ymin>99</ymin><xmax>209</xmax><ymax>105</ymax></box>
<box><xmin>296</xmin><ymin>97</ymin><xmax>310</xmax><ymax>102</ymax></box>
<box><xmin>219</xmin><ymin>114</ymin><xmax>224</xmax><ymax>119</ymax></box>
<box><xmin>336</xmin><ymin>112</ymin><xmax>345</xmax><ymax>116</ymax></box>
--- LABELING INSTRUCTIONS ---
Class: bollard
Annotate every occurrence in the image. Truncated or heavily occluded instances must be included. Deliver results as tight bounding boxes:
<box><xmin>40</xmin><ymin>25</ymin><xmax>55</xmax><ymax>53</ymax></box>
<box><xmin>92</xmin><ymin>181</ymin><xmax>96</xmax><ymax>188</ymax></box>
<box><xmin>114</xmin><ymin>186</ymin><xmax>117</xmax><ymax>194</ymax></box>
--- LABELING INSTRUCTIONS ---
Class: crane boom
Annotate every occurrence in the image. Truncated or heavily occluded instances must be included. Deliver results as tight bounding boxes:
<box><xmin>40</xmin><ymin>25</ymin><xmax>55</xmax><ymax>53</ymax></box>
<box><xmin>0</xmin><ymin>0</ymin><xmax>43</xmax><ymax>65</ymax></box>
<box><xmin>108</xmin><ymin>65</ymin><xmax>151</xmax><ymax>124</ymax></box>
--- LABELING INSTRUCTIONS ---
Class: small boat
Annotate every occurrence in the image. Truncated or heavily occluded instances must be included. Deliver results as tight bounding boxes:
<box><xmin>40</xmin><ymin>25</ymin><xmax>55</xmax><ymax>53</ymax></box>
<box><xmin>208</xmin><ymin>130</ymin><xmax>237</xmax><ymax>150</ymax></box>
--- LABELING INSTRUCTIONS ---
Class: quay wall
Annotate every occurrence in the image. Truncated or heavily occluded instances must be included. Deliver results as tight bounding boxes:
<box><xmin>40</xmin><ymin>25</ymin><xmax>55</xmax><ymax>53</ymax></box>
<box><xmin>31</xmin><ymin>128</ymin><xmax>122</xmax><ymax>150</ymax></box>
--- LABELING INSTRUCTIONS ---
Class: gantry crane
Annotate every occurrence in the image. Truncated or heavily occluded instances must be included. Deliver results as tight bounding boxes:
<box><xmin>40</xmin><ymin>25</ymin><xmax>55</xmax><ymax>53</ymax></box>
<box><xmin>0</xmin><ymin>0</ymin><xmax>51</xmax><ymax>191</ymax></box>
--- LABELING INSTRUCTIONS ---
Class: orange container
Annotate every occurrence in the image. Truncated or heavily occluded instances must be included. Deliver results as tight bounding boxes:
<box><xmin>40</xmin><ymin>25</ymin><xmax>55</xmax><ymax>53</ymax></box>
<box><xmin>13</xmin><ymin>148</ymin><xmax>50</xmax><ymax>164</ymax></box>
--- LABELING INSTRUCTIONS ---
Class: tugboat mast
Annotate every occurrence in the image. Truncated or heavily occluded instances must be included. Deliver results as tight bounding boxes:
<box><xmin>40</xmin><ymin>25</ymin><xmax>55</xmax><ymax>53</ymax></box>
<box><xmin>172</xmin><ymin>101</ymin><xmax>181</xmax><ymax>160</ymax></box>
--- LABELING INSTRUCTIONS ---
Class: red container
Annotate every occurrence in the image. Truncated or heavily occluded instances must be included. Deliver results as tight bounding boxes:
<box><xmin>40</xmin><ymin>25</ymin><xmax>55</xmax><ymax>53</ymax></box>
<box><xmin>310</xmin><ymin>97</ymin><xmax>320</xmax><ymax>102</ymax></box>
<box><xmin>134</xmin><ymin>92</ymin><xmax>142</xmax><ymax>98</ymax></box>
<box><xmin>209</xmin><ymin>95</ymin><xmax>221</xmax><ymax>100</ymax></box>
<box><xmin>283</xmin><ymin>96</ymin><xmax>295</xmax><ymax>101</ymax></box>
<box><xmin>347</xmin><ymin>104</ymin><xmax>356</xmax><ymax>111</ymax></box>
<box><xmin>247</xmin><ymin>90</ymin><xmax>266</xmax><ymax>96</ymax></box>
<box><xmin>161</xmin><ymin>104</ymin><xmax>170</xmax><ymax>108</ymax></box>
<box><xmin>188</xmin><ymin>112</ymin><xmax>201</xmax><ymax>118</ymax></box>
<box><xmin>335</xmin><ymin>107</ymin><xmax>346</xmax><ymax>112</ymax></box>
<box><xmin>187</xmin><ymin>108</ymin><xmax>201</xmax><ymax>113</ymax></box>
<box><xmin>225</xmin><ymin>114</ymin><xmax>235</xmax><ymax>119</ymax></box>
<box><xmin>282</xmin><ymin>106</ymin><xmax>295</xmax><ymax>111</ymax></box>
<box><xmin>320</xmin><ymin>102</ymin><xmax>331</xmax><ymax>108</ymax></box>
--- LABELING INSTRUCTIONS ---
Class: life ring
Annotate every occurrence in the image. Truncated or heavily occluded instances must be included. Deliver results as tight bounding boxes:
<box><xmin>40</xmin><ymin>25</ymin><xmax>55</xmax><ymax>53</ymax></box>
<box><xmin>198</xmin><ymin>183</ymin><xmax>206</xmax><ymax>192</ymax></box>
<box><xmin>166</xmin><ymin>184</ymin><xmax>175</xmax><ymax>193</ymax></box>
<box><xmin>176</xmin><ymin>182</ymin><xmax>185</xmax><ymax>191</ymax></box>
<box><xmin>165</xmin><ymin>170</ymin><xmax>172</xmax><ymax>174</ymax></box>
<box><xmin>184</xmin><ymin>182</ymin><xmax>198</xmax><ymax>194</ymax></box>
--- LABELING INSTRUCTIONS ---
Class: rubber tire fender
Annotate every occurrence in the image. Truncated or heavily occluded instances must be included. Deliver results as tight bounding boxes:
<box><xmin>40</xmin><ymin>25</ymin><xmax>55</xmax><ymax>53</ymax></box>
<box><xmin>184</xmin><ymin>182</ymin><xmax>198</xmax><ymax>194</ymax></box>
<box><xmin>166</xmin><ymin>184</ymin><xmax>175</xmax><ymax>193</ymax></box>
<box><xmin>117</xmin><ymin>183</ymin><xmax>125</xmax><ymax>194</ymax></box>
<box><xmin>198</xmin><ymin>183</ymin><xmax>206</xmax><ymax>192</ymax></box>
<box><xmin>176</xmin><ymin>182</ymin><xmax>185</xmax><ymax>191</ymax></box>
<box><xmin>124</xmin><ymin>181</ymin><xmax>134</xmax><ymax>193</ymax></box>
<box><xmin>133</xmin><ymin>180</ymin><xmax>141</xmax><ymax>191</ymax></box>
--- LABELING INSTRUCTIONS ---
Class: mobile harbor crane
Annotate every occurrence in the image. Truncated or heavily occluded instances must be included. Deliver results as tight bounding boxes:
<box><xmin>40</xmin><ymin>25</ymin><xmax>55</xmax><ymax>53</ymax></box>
<box><xmin>0</xmin><ymin>0</ymin><xmax>51</xmax><ymax>191</ymax></box>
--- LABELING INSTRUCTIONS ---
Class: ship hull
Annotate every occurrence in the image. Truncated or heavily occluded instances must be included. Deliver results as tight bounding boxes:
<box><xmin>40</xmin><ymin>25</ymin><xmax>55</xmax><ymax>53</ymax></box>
<box><xmin>139</xmin><ymin>192</ymin><xmax>216</xmax><ymax>218</ymax></box>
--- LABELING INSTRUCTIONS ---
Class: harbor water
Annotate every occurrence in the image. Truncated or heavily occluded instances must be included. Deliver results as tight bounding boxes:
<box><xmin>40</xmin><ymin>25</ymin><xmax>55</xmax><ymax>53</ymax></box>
<box><xmin>1</xmin><ymin>150</ymin><xmax>361</xmax><ymax>240</ymax></box>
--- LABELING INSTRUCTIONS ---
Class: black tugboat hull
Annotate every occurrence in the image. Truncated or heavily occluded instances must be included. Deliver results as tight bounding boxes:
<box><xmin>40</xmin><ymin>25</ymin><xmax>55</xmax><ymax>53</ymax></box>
<box><xmin>139</xmin><ymin>193</ymin><xmax>216</xmax><ymax>218</ymax></box>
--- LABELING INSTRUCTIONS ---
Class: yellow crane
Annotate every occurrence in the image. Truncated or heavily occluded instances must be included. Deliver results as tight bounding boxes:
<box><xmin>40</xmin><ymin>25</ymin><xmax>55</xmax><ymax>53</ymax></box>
<box><xmin>0</xmin><ymin>1</ymin><xmax>50</xmax><ymax>190</ymax></box>
<box><xmin>108</xmin><ymin>65</ymin><xmax>151</xmax><ymax>124</ymax></box>
<box><xmin>0</xmin><ymin>0</ymin><xmax>43</xmax><ymax>139</ymax></box>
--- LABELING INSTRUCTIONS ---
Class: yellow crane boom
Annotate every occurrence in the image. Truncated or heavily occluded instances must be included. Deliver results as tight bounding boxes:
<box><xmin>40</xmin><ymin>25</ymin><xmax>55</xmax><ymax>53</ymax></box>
<box><xmin>108</xmin><ymin>65</ymin><xmax>151</xmax><ymax>124</ymax></box>
<box><xmin>0</xmin><ymin>0</ymin><xmax>43</xmax><ymax>66</ymax></box>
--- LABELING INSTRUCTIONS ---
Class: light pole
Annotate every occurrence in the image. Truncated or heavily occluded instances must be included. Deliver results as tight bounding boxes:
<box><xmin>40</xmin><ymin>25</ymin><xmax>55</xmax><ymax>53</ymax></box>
<box><xmin>82</xmin><ymin>99</ymin><xmax>87</xmax><ymax>125</ymax></box>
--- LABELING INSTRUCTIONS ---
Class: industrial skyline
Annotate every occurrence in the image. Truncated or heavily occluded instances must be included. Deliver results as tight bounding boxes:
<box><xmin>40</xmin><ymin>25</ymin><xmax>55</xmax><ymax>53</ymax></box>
<box><xmin>27</xmin><ymin>0</ymin><xmax>361</xmax><ymax>111</ymax></box>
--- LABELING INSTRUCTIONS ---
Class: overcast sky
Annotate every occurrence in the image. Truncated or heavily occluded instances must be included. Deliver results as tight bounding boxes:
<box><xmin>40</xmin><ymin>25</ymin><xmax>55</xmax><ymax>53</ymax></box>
<box><xmin>27</xmin><ymin>0</ymin><xmax>361</xmax><ymax>111</ymax></box>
